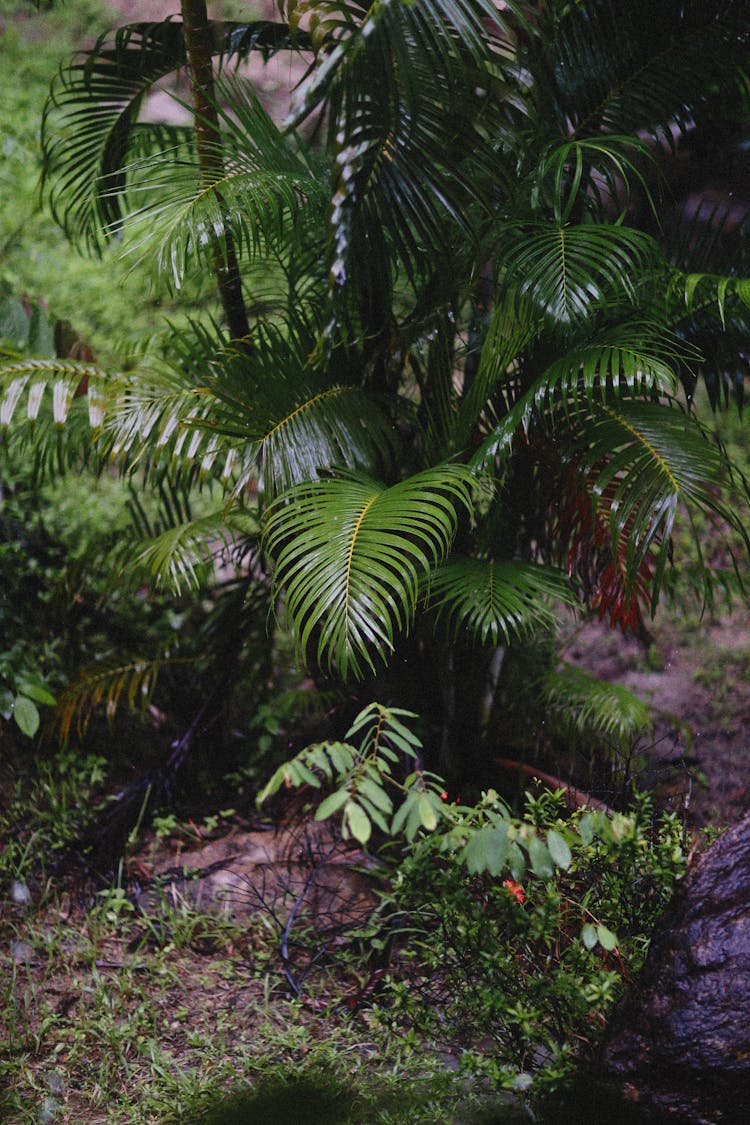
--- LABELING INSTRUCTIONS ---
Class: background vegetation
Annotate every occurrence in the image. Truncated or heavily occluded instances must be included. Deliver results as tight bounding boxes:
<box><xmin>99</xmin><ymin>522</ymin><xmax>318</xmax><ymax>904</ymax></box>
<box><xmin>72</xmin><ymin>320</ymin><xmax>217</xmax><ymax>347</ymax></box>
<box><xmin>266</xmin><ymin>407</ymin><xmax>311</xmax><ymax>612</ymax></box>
<box><xmin>2</xmin><ymin>1</ymin><xmax>750</xmax><ymax>1121</ymax></box>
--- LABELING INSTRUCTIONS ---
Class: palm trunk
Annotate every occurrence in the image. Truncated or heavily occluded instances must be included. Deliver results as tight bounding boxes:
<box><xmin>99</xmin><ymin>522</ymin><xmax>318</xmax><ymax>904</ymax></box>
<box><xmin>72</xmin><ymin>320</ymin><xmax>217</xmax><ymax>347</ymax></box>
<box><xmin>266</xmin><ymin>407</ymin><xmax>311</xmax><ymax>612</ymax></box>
<box><xmin>181</xmin><ymin>0</ymin><xmax>250</xmax><ymax>341</ymax></box>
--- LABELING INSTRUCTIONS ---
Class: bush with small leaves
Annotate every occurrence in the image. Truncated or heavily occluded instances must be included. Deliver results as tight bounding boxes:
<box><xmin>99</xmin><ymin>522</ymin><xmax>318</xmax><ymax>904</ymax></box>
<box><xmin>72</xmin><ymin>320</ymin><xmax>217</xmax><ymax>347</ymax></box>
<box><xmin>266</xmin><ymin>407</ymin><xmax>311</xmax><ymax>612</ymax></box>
<box><xmin>260</xmin><ymin>704</ymin><xmax>690</xmax><ymax>1104</ymax></box>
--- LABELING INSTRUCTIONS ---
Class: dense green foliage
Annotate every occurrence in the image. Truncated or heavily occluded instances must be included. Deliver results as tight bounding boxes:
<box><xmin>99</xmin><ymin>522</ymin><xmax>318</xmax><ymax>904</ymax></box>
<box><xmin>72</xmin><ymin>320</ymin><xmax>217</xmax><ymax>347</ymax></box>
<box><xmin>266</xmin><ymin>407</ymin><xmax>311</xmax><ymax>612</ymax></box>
<box><xmin>0</xmin><ymin>1</ymin><xmax>159</xmax><ymax>353</ymax></box>
<box><xmin>383</xmin><ymin>791</ymin><xmax>687</xmax><ymax>1099</ymax></box>
<box><xmin>1</xmin><ymin>699</ymin><xmax>689</xmax><ymax>1118</ymax></box>
<box><xmin>2</xmin><ymin>0</ymin><xmax>749</xmax><ymax>788</ymax></box>
<box><xmin>1</xmin><ymin>3</ymin><xmax>748</xmax><ymax>1118</ymax></box>
<box><xmin>258</xmin><ymin>701</ymin><xmax>689</xmax><ymax>1098</ymax></box>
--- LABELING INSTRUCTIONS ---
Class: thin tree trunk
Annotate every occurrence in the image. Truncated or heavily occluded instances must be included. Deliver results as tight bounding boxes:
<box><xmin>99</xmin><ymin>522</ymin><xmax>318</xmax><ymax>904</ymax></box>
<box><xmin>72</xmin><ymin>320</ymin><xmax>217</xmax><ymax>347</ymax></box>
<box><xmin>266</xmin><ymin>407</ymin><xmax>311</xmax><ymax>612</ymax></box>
<box><xmin>181</xmin><ymin>0</ymin><xmax>250</xmax><ymax>341</ymax></box>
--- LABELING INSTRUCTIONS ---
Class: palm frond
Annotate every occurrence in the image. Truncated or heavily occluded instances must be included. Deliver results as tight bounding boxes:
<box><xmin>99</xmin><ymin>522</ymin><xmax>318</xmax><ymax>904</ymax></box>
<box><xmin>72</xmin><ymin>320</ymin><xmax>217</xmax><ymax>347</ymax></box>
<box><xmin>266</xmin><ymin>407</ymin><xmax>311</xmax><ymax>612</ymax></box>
<box><xmin>471</xmin><ymin>322</ymin><xmax>688</xmax><ymax>469</ymax></box>
<box><xmin>287</xmin><ymin>0</ymin><xmax>503</xmax><ymax>128</ymax></box>
<box><xmin>429</xmin><ymin>557</ymin><xmax>575</xmax><ymax>646</ymax></box>
<box><xmin>129</xmin><ymin>509</ymin><xmax>251</xmax><ymax>595</ymax></box>
<box><xmin>51</xmin><ymin>653</ymin><xmax>181</xmax><ymax>744</ymax></box>
<box><xmin>568</xmin><ymin>399</ymin><xmax>749</xmax><ymax>612</ymax></box>
<box><xmin>521</xmin><ymin>0</ymin><xmax>750</xmax><ymax>144</ymax></box>
<box><xmin>41</xmin><ymin>19</ymin><xmax>310</xmax><ymax>252</ymax></box>
<box><xmin>0</xmin><ymin>358</ymin><xmax>119</xmax><ymax>432</ymax></box>
<box><xmin>534</xmin><ymin>135</ymin><xmax>656</xmax><ymax>225</ymax></box>
<box><xmin>453</xmin><ymin>289</ymin><xmax>539</xmax><ymax>449</ymax></box>
<box><xmin>543</xmin><ymin>663</ymin><xmax>653</xmax><ymax>754</ymax></box>
<box><xmin>265</xmin><ymin>466</ymin><xmax>474</xmax><ymax>679</ymax></box>
<box><xmin>287</xmin><ymin>0</ymin><xmax>509</xmax><ymax>285</ymax></box>
<box><xmin>116</xmin><ymin>76</ymin><xmax>328</xmax><ymax>292</ymax></box>
<box><xmin>674</xmin><ymin>271</ymin><xmax>750</xmax><ymax>327</ymax></box>
<box><xmin>501</xmin><ymin>222</ymin><xmax>658</xmax><ymax>326</ymax></box>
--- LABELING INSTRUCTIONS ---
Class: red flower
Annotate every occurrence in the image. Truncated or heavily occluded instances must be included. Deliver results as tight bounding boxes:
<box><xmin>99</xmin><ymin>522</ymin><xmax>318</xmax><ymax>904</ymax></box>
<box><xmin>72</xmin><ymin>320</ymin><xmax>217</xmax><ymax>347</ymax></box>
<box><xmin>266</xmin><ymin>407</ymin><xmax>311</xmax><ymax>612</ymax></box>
<box><xmin>503</xmin><ymin>879</ymin><xmax>525</xmax><ymax>904</ymax></box>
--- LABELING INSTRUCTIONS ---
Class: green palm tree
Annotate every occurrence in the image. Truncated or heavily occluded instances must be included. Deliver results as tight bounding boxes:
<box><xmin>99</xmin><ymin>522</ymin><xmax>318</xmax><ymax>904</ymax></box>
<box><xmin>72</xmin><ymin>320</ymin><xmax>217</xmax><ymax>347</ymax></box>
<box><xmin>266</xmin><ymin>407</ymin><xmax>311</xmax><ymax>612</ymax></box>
<box><xmin>3</xmin><ymin>0</ymin><xmax>750</xmax><ymax>783</ymax></box>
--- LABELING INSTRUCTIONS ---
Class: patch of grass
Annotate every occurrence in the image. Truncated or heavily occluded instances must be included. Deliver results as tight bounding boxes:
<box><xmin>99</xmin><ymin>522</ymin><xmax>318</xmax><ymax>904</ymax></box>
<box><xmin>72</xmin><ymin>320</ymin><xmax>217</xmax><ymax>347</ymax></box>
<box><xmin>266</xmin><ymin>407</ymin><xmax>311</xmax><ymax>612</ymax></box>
<box><xmin>1</xmin><ymin>884</ymin><xmax>521</xmax><ymax>1124</ymax></box>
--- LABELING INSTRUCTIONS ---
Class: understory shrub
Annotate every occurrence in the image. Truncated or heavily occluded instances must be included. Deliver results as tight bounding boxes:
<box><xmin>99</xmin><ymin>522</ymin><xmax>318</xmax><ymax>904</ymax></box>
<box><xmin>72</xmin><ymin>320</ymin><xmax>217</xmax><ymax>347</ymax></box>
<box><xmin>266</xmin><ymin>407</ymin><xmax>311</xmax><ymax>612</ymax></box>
<box><xmin>378</xmin><ymin>789</ymin><xmax>687</xmax><ymax>1100</ymax></box>
<box><xmin>261</xmin><ymin>703</ymin><xmax>690</xmax><ymax>1104</ymax></box>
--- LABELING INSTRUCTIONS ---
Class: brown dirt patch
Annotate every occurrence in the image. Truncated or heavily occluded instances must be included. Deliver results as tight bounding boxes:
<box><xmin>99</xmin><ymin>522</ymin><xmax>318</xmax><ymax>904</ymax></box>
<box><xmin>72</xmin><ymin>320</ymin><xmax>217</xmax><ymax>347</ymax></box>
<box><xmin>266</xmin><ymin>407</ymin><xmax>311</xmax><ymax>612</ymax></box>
<box><xmin>563</xmin><ymin>610</ymin><xmax>750</xmax><ymax>828</ymax></box>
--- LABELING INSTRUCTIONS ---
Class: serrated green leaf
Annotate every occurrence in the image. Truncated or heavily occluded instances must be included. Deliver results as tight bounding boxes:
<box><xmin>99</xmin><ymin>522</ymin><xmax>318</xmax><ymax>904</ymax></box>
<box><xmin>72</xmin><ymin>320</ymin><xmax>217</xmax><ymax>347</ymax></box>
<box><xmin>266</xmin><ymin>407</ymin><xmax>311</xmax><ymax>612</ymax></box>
<box><xmin>463</xmin><ymin>823</ymin><xmax>509</xmax><ymax>875</ymax></box>
<box><xmin>485</xmin><ymin>823</ymin><xmax>510</xmax><ymax>876</ymax></box>
<box><xmin>546</xmin><ymin>829</ymin><xmax>572</xmax><ymax>870</ymax></box>
<box><xmin>463</xmin><ymin>827</ymin><xmax>492</xmax><ymax>875</ymax></box>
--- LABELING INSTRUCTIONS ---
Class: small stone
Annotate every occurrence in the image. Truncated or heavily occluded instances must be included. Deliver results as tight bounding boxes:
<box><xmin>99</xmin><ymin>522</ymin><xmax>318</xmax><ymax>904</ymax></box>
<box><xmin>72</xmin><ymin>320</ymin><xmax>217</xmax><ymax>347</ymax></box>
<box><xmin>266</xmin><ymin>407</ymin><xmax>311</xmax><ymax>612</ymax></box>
<box><xmin>46</xmin><ymin>1072</ymin><xmax>64</xmax><ymax>1097</ymax></box>
<box><xmin>38</xmin><ymin>1096</ymin><xmax>59</xmax><ymax>1124</ymax></box>
<box><xmin>10</xmin><ymin>939</ymin><xmax>34</xmax><ymax>963</ymax></box>
<box><xmin>9</xmin><ymin>880</ymin><xmax>31</xmax><ymax>906</ymax></box>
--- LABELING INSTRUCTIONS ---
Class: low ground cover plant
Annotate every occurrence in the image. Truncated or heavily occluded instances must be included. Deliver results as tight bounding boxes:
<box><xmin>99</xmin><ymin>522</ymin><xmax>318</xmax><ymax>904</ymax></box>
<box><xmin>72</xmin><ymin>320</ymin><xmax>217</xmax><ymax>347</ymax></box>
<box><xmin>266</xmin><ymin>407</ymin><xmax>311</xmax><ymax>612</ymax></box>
<box><xmin>1</xmin><ymin>702</ymin><xmax>689</xmax><ymax>1122</ymax></box>
<box><xmin>259</xmin><ymin>703</ymin><xmax>690</xmax><ymax>1102</ymax></box>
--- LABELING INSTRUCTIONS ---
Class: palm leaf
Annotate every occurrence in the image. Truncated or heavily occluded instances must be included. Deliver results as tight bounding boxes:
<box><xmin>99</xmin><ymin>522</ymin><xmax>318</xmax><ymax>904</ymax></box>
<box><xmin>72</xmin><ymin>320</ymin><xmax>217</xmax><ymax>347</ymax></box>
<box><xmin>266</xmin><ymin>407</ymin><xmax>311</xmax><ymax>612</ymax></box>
<box><xmin>471</xmin><ymin>322</ymin><xmax>688</xmax><ymax>470</ymax></box>
<box><xmin>130</xmin><ymin>509</ymin><xmax>251</xmax><ymax>595</ymax></box>
<box><xmin>569</xmin><ymin>399</ymin><xmax>749</xmax><ymax>611</ymax></box>
<box><xmin>543</xmin><ymin>663</ymin><xmax>653</xmax><ymax>754</ymax></box>
<box><xmin>501</xmin><ymin>222</ymin><xmax>658</xmax><ymax>326</ymax></box>
<box><xmin>116</xmin><ymin>76</ymin><xmax>328</xmax><ymax>292</ymax></box>
<box><xmin>265</xmin><ymin>466</ymin><xmax>474</xmax><ymax>679</ymax></box>
<box><xmin>534</xmin><ymin>135</ymin><xmax>656</xmax><ymax>225</ymax></box>
<box><xmin>42</xmin><ymin>19</ymin><xmax>310</xmax><ymax>252</ymax></box>
<box><xmin>288</xmin><ymin>0</ymin><xmax>509</xmax><ymax>285</ymax></box>
<box><xmin>520</xmin><ymin>0</ymin><xmax>750</xmax><ymax>144</ymax></box>
<box><xmin>0</xmin><ymin>357</ymin><xmax>120</xmax><ymax>432</ymax></box>
<box><xmin>429</xmin><ymin>557</ymin><xmax>575</xmax><ymax>646</ymax></box>
<box><xmin>51</xmin><ymin>654</ymin><xmax>181</xmax><ymax>744</ymax></box>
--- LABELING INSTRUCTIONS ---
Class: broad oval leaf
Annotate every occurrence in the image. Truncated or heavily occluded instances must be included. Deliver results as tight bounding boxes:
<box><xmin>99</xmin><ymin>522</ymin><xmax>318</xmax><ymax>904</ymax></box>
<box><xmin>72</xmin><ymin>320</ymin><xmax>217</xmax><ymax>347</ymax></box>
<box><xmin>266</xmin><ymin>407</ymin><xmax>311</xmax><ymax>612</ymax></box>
<box><xmin>581</xmin><ymin>923</ymin><xmax>598</xmax><ymax>951</ymax></box>
<box><xmin>343</xmin><ymin>800</ymin><xmax>371</xmax><ymax>844</ymax></box>
<box><xmin>314</xmin><ymin>789</ymin><xmax>350</xmax><ymax>821</ymax></box>
<box><xmin>597</xmin><ymin>924</ymin><xmax>619</xmax><ymax>951</ymax></box>
<box><xmin>527</xmin><ymin>835</ymin><xmax>554</xmax><ymax>879</ymax></box>
<box><xmin>546</xmin><ymin>829</ymin><xmax>572</xmax><ymax>871</ymax></box>
<box><xmin>13</xmin><ymin>696</ymin><xmax>40</xmax><ymax>739</ymax></box>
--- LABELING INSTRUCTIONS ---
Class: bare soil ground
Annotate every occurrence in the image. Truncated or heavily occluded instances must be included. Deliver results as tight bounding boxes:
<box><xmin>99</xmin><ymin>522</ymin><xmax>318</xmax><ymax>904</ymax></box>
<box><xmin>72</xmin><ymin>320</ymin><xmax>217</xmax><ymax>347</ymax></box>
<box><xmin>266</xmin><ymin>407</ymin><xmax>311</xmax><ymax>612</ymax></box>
<box><xmin>563</xmin><ymin>608</ymin><xmax>750</xmax><ymax>828</ymax></box>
